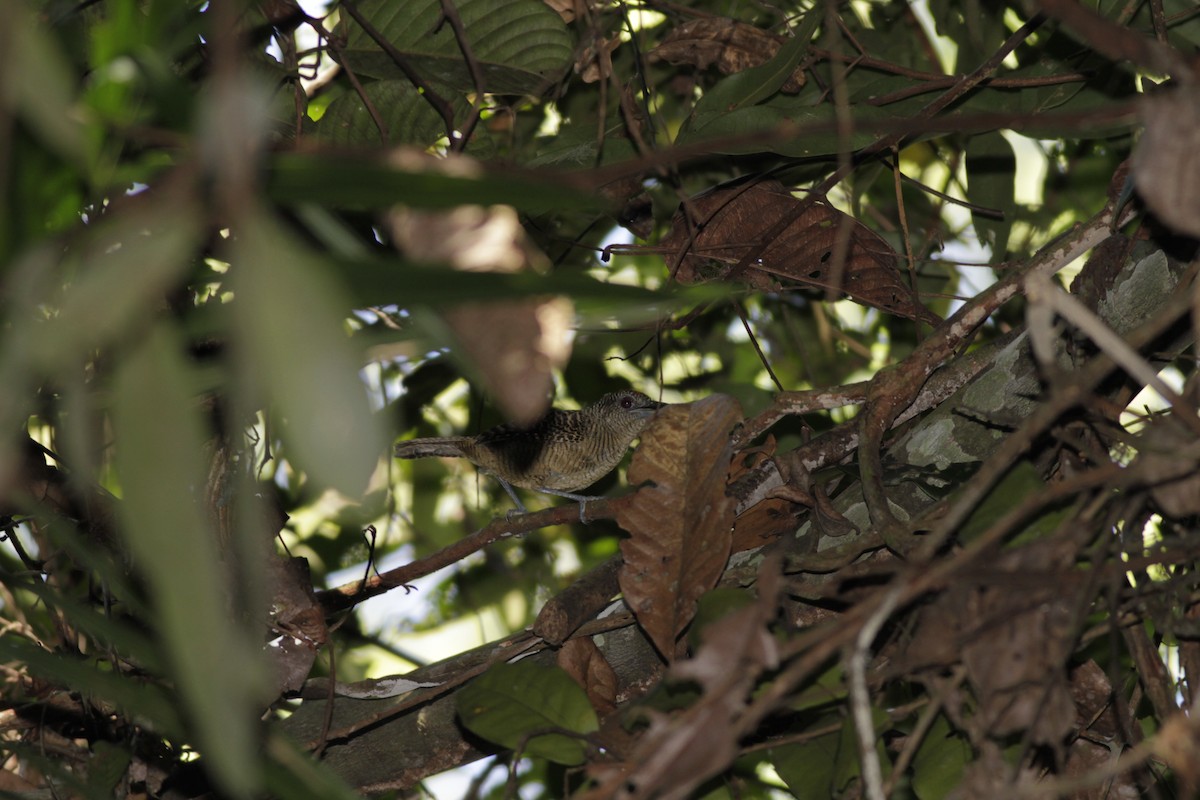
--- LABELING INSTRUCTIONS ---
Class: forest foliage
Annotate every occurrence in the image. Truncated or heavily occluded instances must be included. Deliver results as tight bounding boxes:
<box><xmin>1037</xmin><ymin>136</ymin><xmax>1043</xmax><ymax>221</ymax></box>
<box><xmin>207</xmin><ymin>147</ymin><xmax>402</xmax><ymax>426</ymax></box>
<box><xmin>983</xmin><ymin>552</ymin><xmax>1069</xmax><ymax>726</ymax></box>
<box><xmin>2</xmin><ymin>0</ymin><xmax>1200</xmax><ymax>798</ymax></box>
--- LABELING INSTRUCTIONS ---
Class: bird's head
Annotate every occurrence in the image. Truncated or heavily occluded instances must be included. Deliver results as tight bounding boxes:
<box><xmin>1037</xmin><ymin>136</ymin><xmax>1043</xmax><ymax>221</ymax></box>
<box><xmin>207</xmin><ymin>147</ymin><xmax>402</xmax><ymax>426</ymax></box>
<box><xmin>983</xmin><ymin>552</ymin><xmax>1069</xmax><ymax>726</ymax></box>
<box><xmin>591</xmin><ymin>390</ymin><xmax>665</xmax><ymax>439</ymax></box>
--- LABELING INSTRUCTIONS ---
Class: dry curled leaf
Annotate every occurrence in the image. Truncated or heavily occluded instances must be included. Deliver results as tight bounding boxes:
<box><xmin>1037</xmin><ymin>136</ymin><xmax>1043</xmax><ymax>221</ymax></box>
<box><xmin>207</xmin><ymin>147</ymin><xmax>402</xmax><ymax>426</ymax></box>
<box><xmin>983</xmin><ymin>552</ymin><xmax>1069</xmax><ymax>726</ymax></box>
<box><xmin>557</xmin><ymin>637</ymin><xmax>619</xmax><ymax>717</ymax></box>
<box><xmin>662</xmin><ymin>180</ymin><xmax>939</xmax><ymax>325</ymax></box>
<box><xmin>583</xmin><ymin>557</ymin><xmax>782</xmax><ymax>800</ymax></box>
<box><xmin>650</xmin><ymin>18</ymin><xmax>805</xmax><ymax>93</ymax></box>
<box><xmin>1133</xmin><ymin>87</ymin><xmax>1200</xmax><ymax>239</ymax></box>
<box><xmin>616</xmin><ymin>395</ymin><xmax>741</xmax><ymax>661</ymax></box>
<box><xmin>388</xmin><ymin>205</ymin><xmax>571</xmax><ymax>425</ymax></box>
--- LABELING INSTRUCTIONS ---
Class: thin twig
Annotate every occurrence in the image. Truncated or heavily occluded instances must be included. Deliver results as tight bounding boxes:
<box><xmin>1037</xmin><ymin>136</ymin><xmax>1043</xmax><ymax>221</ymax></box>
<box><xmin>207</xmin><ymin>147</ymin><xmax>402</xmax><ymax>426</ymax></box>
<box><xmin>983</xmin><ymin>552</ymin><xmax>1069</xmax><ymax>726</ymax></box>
<box><xmin>847</xmin><ymin>585</ymin><xmax>903</xmax><ymax>800</ymax></box>
<box><xmin>339</xmin><ymin>0</ymin><xmax>460</xmax><ymax>147</ymax></box>
<box><xmin>437</xmin><ymin>0</ymin><xmax>487</xmax><ymax>151</ymax></box>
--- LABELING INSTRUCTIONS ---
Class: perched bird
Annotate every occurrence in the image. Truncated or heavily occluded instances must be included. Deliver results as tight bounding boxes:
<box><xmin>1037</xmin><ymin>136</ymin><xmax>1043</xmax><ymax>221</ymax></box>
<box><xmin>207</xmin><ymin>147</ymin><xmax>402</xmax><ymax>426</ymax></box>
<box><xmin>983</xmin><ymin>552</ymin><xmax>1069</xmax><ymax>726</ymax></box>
<box><xmin>394</xmin><ymin>390</ymin><xmax>664</xmax><ymax>516</ymax></box>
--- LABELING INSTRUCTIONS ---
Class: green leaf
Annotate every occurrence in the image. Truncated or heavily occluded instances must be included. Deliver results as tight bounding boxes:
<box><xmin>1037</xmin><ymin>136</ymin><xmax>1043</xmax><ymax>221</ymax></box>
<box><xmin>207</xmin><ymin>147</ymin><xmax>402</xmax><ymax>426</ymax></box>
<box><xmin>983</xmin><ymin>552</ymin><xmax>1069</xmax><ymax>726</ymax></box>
<box><xmin>965</xmin><ymin>131</ymin><xmax>1016</xmax><ymax>256</ymax></box>
<box><xmin>30</xmin><ymin>194</ymin><xmax>202</xmax><ymax>374</ymax></box>
<box><xmin>312</xmin><ymin>79</ymin><xmax>492</xmax><ymax>154</ymax></box>
<box><xmin>0</xmin><ymin>636</ymin><xmax>182</xmax><ymax>738</ymax></box>
<box><xmin>687</xmin><ymin>587</ymin><xmax>756</xmax><ymax>650</ymax></box>
<box><xmin>681</xmin><ymin>99</ymin><xmax>893</xmax><ymax>158</ymax></box>
<box><xmin>87</xmin><ymin>741</ymin><xmax>132</xmax><ymax>800</ymax></box>
<box><xmin>456</xmin><ymin>661</ymin><xmax>599</xmax><ymax>765</ymax></box>
<box><xmin>113</xmin><ymin>325</ymin><xmax>269</xmax><ymax>798</ymax></box>
<box><xmin>911</xmin><ymin>714</ymin><xmax>972</xmax><ymax>799</ymax></box>
<box><xmin>331</xmin><ymin>256</ymin><xmax>670</xmax><ymax>308</ymax></box>
<box><xmin>263</xmin><ymin>733</ymin><xmax>369</xmax><ymax>800</ymax></box>
<box><xmin>958</xmin><ymin>460</ymin><xmax>1071</xmax><ymax>546</ymax></box>
<box><xmin>771</xmin><ymin>728</ymin><xmax>842</xmax><ymax>800</ymax></box>
<box><xmin>232</xmin><ymin>209</ymin><xmax>385</xmax><ymax>497</ymax></box>
<box><xmin>265</xmin><ymin>153</ymin><xmax>603</xmax><ymax>215</ymax></box>
<box><xmin>3</xmin><ymin>2</ymin><xmax>88</xmax><ymax>168</ymax></box>
<box><xmin>689</xmin><ymin>10</ymin><xmax>821</xmax><ymax>116</ymax></box>
<box><xmin>340</xmin><ymin>0</ymin><xmax>572</xmax><ymax>94</ymax></box>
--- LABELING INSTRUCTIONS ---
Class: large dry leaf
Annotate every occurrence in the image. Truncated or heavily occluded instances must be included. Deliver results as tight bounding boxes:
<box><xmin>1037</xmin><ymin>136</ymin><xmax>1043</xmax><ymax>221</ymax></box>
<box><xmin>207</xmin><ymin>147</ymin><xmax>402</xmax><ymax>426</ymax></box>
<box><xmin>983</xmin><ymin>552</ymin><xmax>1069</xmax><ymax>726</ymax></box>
<box><xmin>649</xmin><ymin>18</ymin><xmax>805</xmax><ymax>93</ymax></box>
<box><xmin>1134</xmin><ymin>87</ymin><xmax>1200</xmax><ymax>238</ymax></box>
<box><xmin>557</xmin><ymin>636</ymin><xmax>619</xmax><ymax>717</ymax></box>
<box><xmin>661</xmin><ymin>180</ymin><xmax>939</xmax><ymax>325</ymax></box>
<box><xmin>582</xmin><ymin>559</ymin><xmax>781</xmax><ymax>800</ymax></box>
<box><xmin>388</xmin><ymin>205</ymin><xmax>571</xmax><ymax>425</ymax></box>
<box><xmin>616</xmin><ymin>395</ymin><xmax>741</xmax><ymax>661</ymax></box>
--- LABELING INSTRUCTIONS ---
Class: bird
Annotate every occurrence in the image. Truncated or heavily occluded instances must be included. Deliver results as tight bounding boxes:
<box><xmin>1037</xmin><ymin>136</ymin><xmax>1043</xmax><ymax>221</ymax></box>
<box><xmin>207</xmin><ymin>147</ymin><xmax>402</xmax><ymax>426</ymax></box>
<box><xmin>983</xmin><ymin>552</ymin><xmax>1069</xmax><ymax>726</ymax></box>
<box><xmin>394</xmin><ymin>390</ymin><xmax>664</xmax><ymax>518</ymax></box>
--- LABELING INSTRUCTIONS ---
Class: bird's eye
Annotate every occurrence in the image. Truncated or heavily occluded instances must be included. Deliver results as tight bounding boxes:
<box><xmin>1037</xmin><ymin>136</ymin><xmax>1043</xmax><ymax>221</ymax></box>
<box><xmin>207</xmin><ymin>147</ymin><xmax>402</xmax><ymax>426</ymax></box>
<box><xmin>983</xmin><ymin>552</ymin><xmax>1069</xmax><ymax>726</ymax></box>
<box><xmin>620</xmin><ymin>395</ymin><xmax>634</xmax><ymax>409</ymax></box>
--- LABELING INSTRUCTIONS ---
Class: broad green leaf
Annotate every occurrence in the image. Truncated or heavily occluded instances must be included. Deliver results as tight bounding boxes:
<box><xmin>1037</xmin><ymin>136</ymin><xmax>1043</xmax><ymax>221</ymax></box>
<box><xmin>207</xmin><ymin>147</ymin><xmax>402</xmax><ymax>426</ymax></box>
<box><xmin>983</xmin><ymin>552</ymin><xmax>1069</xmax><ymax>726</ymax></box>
<box><xmin>114</xmin><ymin>325</ymin><xmax>269</xmax><ymax>798</ymax></box>
<box><xmin>833</xmin><ymin>709</ymin><xmax>891</xmax><ymax>793</ymax></box>
<box><xmin>232</xmin><ymin>209</ymin><xmax>384</xmax><ymax>497</ymax></box>
<box><xmin>965</xmin><ymin>131</ymin><xmax>1016</xmax><ymax>256</ymax></box>
<box><xmin>958</xmin><ymin>460</ymin><xmax>1072</xmax><ymax>546</ymax></box>
<box><xmin>313</xmin><ymin>78</ymin><xmax>492</xmax><ymax>155</ymax></box>
<box><xmin>456</xmin><ymin>661</ymin><xmax>599</xmax><ymax>765</ymax></box>
<box><xmin>263</xmin><ymin>734</ymin><xmax>370</xmax><ymax>800</ymax></box>
<box><xmin>340</xmin><ymin>0</ymin><xmax>571</xmax><ymax>94</ymax></box>
<box><xmin>911</xmin><ymin>714</ymin><xmax>972</xmax><ymax>799</ymax></box>
<box><xmin>86</xmin><ymin>741</ymin><xmax>132</xmax><ymax>800</ymax></box>
<box><xmin>771</xmin><ymin>728</ymin><xmax>842</xmax><ymax>800</ymax></box>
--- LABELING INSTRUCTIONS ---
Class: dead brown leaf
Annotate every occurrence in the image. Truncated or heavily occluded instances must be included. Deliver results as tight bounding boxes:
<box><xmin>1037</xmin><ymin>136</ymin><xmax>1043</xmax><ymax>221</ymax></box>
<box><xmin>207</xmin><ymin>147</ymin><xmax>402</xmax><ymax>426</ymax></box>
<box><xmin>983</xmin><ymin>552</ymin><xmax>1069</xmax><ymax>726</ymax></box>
<box><xmin>388</xmin><ymin>205</ymin><xmax>571</xmax><ymax>425</ymax></box>
<box><xmin>617</xmin><ymin>395</ymin><xmax>742</xmax><ymax>661</ymax></box>
<box><xmin>582</xmin><ymin>556</ymin><xmax>782</xmax><ymax>800</ymax></box>
<box><xmin>557</xmin><ymin>637</ymin><xmax>619</xmax><ymax>717</ymax></box>
<box><xmin>1133</xmin><ymin>87</ymin><xmax>1200</xmax><ymax>239</ymax></box>
<box><xmin>661</xmin><ymin>180</ymin><xmax>939</xmax><ymax>326</ymax></box>
<box><xmin>649</xmin><ymin>18</ymin><xmax>805</xmax><ymax>93</ymax></box>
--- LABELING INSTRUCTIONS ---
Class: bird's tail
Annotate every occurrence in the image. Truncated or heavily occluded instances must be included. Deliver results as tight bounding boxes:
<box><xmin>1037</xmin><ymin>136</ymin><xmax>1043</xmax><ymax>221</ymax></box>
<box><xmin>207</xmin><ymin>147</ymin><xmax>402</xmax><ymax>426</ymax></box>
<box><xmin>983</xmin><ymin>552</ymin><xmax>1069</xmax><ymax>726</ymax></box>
<box><xmin>394</xmin><ymin>437</ymin><xmax>471</xmax><ymax>459</ymax></box>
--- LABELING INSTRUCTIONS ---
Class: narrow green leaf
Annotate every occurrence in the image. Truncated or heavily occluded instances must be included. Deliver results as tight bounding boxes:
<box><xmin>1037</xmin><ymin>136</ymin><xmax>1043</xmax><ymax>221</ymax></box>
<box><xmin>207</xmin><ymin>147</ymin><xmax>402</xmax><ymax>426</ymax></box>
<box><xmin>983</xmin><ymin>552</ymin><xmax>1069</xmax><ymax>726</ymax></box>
<box><xmin>114</xmin><ymin>325</ymin><xmax>268</xmax><ymax>798</ymax></box>
<box><xmin>966</xmin><ymin>131</ymin><xmax>1016</xmax><ymax>257</ymax></box>
<box><xmin>33</xmin><ymin>194</ymin><xmax>201</xmax><ymax>373</ymax></box>
<box><xmin>232</xmin><ymin>209</ymin><xmax>384</xmax><ymax>497</ymax></box>
<box><xmin>456</xmin><ymin>661</ymin><xmax>599</xmax><ymax>765</ymax></box>
<box><xmin>0</xmin><ymin>636</ymin><xmax>182</xmax><ymax>738</ymax></box>
<box><xmin>771</xmin><ymin>728</ymin><xmax>842</xmax><ymax>800</ymax></box>
<box><xmin>911</xmin><ymin>714</ymin><xmax>971</xmax><ymax>799</ymax></box>
<box><xmin>3</xmin><ymin>1</ymin><xmax>88</xmax><ymax>167</ymax></box>
<box><xmin>266</xmin><ymin>153</ymin><xmax>602</xmax><ymax>215</ymax></box>
<box><xmin>689</xmin><ymin>10</ymin><xmax>821</xmax><ymax>115</ymax></box>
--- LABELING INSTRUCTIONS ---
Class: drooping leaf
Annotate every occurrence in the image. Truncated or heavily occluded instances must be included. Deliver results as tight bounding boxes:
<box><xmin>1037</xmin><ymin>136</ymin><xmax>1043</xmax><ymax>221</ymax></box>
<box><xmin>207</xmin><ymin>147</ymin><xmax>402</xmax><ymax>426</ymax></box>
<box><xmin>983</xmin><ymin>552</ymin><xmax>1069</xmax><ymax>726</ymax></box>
<box><xmin>0</xmin><ymin>635</ymin><xmax>182</xmax><ymax>739</ymax></box>
<box><xmin>661</xmin><ymin>179</ymin><xmax>939</xmax><ymax>325</ymax></box>
<box><xmin>265</xmin><ymin>151</ymin><xmax>603</xmax><ymax>215</ymax></box>
<box><xmin>617</xmin><ymin>394</ymin><xmax>741</xmax><ymax>661</ymax></box>
<box><xmin>965</xmin><ymin>131</ymin><xmax>1016</xmax><ymax>256</ymax></box>
<box><xmin>113</xmin><ymin>326</ymin><xmax>269</xmax><ymax>797</ymax></box>
<box><xmin>456</xmin><ymin>661</ymin><xmax>599</xmax><ymax>765</ymax></box>
<box><xmin>911</xmin><ymin>714</ymin><xmax>972</xmax><ymax>800</ymax></box>
<box><xmin>557</xmin><ymin>637</ymin><xmax>619</xmax><ymax>716</ymax></box>
<box><xmin>231</xmin><ymin>208</ymin><xmax>384</xmax><ymax>497</ymax></box>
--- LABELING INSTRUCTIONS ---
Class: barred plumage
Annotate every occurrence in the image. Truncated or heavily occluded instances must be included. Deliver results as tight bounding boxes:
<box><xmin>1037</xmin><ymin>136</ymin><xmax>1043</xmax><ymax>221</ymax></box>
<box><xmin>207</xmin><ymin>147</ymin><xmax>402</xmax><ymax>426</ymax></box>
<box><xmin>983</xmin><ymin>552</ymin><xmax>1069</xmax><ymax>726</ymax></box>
<box><xmin>394</xmin><ymin>391</ymin><xmax>663</xmax><ymax>501</ymax></box>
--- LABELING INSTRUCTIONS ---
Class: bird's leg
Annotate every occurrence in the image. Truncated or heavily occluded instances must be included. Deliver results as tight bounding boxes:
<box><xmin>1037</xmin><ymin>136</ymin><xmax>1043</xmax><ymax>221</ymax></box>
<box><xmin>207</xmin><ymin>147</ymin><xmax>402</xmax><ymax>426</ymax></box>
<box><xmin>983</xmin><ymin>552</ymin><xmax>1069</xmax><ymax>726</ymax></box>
<box><xmin>536</xmin><ymin>487</ymin><xmax>602</xmax><ymax>524</ymax></box>
<box><xmin>497</xmin><ymin>478</ymin><xmax>529</xmax><ymax>520</ymax></box>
